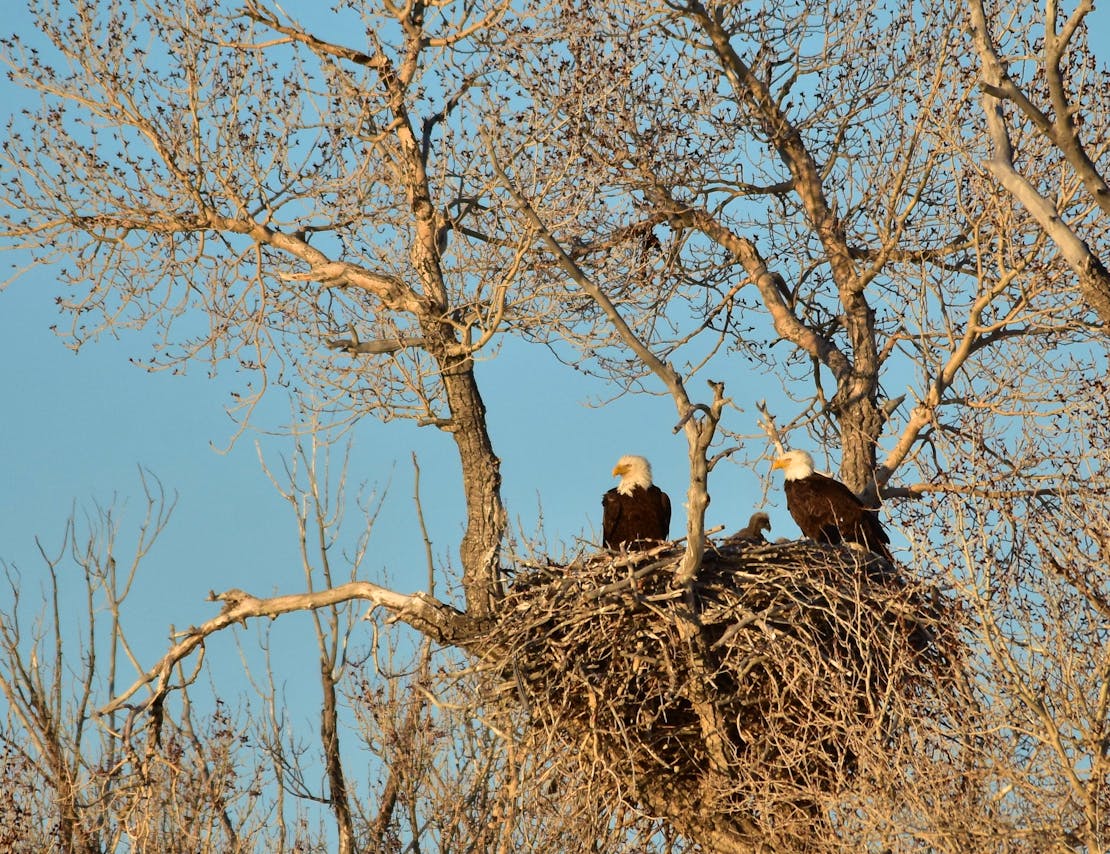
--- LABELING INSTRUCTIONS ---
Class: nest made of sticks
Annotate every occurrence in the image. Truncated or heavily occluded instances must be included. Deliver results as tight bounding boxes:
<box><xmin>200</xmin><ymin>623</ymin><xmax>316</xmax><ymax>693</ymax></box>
<box><xmin>489</xmin><ymin>537</ymin><xmax>966</xmax><ymax>834</ymax></box>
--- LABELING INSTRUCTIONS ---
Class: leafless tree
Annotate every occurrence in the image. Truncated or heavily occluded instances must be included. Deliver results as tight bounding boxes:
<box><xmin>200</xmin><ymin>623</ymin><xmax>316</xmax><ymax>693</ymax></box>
<box><xmin>2</xmin><ymin>0</ymin><xmax>1109</xmax><ymax>850</ymax></box>
<box><xmin>0</xmin><ymin>474</ymin><xmax>273</xmax><ymax>852</ymax></box>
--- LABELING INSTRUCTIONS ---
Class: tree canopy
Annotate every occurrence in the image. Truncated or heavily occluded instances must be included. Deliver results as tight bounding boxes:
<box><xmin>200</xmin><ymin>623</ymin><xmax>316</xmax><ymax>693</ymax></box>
<box><xmin>2</xmin><ymin>0</ymin><xmax>1109</xmax><ymax>850</ymax></box>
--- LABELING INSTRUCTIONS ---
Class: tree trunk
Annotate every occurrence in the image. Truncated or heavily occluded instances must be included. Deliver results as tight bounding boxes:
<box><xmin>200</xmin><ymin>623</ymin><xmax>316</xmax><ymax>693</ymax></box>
<box><xmin>320</xmin><ymin>657</ymin><xmax>354</xmax><ymax>854</ymax></box>
<box><xmin>835</xmin><ymin>378</ymin><xmax>884</xmax><ymax>501</ymax></box>
<box><xmin>434</xmin><ymin>341</ymin><xmax>505</xmax><ymax>619</ymax></box>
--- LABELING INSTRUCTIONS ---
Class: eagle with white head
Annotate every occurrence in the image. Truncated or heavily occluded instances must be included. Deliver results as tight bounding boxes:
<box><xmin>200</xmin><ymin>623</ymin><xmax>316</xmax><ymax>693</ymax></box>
<box><xmin>602</xmin><ymin>455</ymin><xmax>671</xmax><ymax>549</ymax></box>
<box><xmin>771</xmin><ymin>450</ymin><xmax>892</xmax><ymax>561</ymax></box>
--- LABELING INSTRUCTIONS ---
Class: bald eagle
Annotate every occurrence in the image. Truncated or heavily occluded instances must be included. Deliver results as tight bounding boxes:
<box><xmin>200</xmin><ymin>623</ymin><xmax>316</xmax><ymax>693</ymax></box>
<box><xmin>603</xmin><ymin>455</ymin><xmax>671</xmax><ymax>549</ymax></box>
<box><xmin>771</xmin><ymin>450</ymin><xmax>893</xmax><ymax>562</ymax></box>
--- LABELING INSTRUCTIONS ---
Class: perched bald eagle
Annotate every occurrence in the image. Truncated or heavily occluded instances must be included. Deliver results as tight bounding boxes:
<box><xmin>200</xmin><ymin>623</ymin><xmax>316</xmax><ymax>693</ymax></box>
<box><xmin>603</xmin><ymin>455</ymin><xmax>671</xmax><ymax>549</ymax></box>
<box><xmin>724</xmin><ymin>511</ymin><xmax>772</xmax><ymax>545</ymax></box>
<box><xmin>771</xmin><ymin>450</ymin><xmax>893</xmax><ymax>562</ymax></box>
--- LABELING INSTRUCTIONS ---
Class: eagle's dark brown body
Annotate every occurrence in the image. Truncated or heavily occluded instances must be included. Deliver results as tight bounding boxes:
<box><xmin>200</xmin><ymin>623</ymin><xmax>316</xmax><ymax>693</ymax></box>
<box><xmin>603</xmin><ymin>484</ymin><xmax>671</xmax><ymax>549</ymax></box>
<box><xmin>773</xmin><ymin>450</ymin><xmax>893</xmax><ymax>562</ymax></box>
<box><xmin>783</xmin><ymin>473</ymin><xmax>892</xmax><ymax>561</ymax></box>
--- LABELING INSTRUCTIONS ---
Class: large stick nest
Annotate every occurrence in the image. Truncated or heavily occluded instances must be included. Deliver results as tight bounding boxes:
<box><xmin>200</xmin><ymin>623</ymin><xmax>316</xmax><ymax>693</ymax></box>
<box><xmin>490</xmin><ymin>538</ymin><xmax>967</xmax><ymax>846</ymax></box>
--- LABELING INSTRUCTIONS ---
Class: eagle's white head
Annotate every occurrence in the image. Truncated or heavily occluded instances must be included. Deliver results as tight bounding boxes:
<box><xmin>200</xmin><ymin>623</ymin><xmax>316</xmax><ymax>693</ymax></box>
<box><xmin>612</xmin><ymin>454</ymin><xmax>654</xmax><ymax>495</ymax></box>
<box><xmin>771</xmin><ymin>450</ymin><xmax>815</xmax><ymax>480</ymax></box>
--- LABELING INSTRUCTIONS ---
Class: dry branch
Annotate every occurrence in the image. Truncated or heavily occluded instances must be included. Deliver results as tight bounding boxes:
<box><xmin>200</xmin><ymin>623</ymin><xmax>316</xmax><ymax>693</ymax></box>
<box><xmin>100</xmin><ymin>582</ymin><xmax>471</xmax><ymax>719</ymax></box>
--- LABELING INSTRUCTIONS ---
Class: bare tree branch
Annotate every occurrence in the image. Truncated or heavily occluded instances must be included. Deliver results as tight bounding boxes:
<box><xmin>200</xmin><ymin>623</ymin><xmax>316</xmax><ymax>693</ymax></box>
<box><xmin>967</xmin><ymin>0</ymin><xmax>1110</xmax><ymax>328</ymax></box>
<box><xmin>100</xmin><ymin>583</ymin><xmax>469</xmax><ymax>719</ymax></box>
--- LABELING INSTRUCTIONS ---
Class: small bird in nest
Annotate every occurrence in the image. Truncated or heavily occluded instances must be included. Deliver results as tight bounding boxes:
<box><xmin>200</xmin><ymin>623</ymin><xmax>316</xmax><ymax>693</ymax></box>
<box><xmin>723</xmin><ymin>511</ymin><xmax>772</xmax><ymax>546</ymax></box>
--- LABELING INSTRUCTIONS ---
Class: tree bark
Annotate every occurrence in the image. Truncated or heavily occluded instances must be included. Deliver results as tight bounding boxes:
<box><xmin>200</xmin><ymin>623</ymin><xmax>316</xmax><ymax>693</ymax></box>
<box><xmin>320</xmin><ymin>657</ymin><xmax>355</xmax><ymax>854</ymax></box>
<box><xmin>431</xmin><ymin>340</ymin><xmax>506</xmax><ymax>618</ymax></box>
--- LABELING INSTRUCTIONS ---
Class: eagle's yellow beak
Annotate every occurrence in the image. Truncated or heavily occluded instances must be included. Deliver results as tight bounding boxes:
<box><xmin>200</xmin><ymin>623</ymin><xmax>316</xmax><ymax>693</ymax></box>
<box><xmin>612</xmin><ymin>463</ymin><xmax>627</xmax><ymax>477</ymax></box>
<box><xmin>771</xmin><ymin>457</ymin><xmax>786</xmax><ymax>471</ymax></box>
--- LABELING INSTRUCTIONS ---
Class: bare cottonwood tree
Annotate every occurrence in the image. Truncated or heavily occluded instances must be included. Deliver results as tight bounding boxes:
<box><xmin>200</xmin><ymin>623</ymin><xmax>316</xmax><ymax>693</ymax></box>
<box><xmin>3</xmin><ymin>0</ymin><xmax>1109</xmax><ymax>850</ymax></box>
